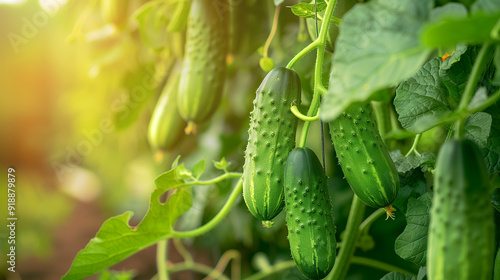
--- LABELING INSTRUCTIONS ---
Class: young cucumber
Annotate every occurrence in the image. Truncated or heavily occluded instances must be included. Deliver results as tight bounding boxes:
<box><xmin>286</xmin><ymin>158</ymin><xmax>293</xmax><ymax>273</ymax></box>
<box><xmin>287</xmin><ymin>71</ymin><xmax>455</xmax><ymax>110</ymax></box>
<box><xmin>428</xmin><ymin>139</ymin><xmax>494</xmax><ymax>280</ymax></box>
<box><xmin>284</xmin><ymin>147</ymin><xmax>336</xmax><ymax>280</ymax></box>
<box><xmin>329</xmin><ymin>103</ymin><xmax>399</xmax><ymax>215</ymax></box>
<box><xmin>147</xmin><ymin>63</ymin><xmax>186</xmax><ymax>151</ymax></box>
<box><xmin>242</xmin><ymin>67</ymin><xmax>301</xmax><ymax>227</ymax></box>
<box><xmin>177</xmin><ymin>0</ymin><xmax>229</xmax><ymax>133</ymax></box>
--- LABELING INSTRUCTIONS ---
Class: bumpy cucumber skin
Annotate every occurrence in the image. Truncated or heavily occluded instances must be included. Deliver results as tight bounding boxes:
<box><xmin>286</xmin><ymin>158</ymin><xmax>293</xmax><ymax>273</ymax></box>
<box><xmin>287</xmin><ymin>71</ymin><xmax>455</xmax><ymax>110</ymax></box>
<box><xmin>284</xmin><ymin>147</ymin><xmax>336</xmax><ymax>280</ymax></box>
<box><xmin>242</xmin><ymin>67</ymin><xmax>301</xmax><ymax>223</ymax></box>
<box><xmin>329</xmin><ymin>103</ymin><xmax>399</xmax><ymax>209</ymax></box>
<box><xmin>428</xmin><ymin>139</ymin><xmax>494</xmax><ymax>280</ymax></box>
<box><xmin>148</xmin><ymin>65</ymin><xmax>186</xmax><ymax>151</ymax></box>
<box><xmin>177</xmin><ymin>0</ymin><xmax>228</xmax><ymax>123</ymax></box>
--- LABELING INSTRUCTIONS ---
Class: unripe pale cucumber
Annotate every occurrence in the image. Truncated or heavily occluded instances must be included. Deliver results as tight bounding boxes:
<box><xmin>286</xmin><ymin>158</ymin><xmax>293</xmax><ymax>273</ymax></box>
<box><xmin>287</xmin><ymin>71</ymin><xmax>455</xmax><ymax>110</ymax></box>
<box><xmin>177</xmin><ymin>0</ymin><xmax>229</xmax><ymax>129</ymax></box>
<box><xmin>242</xmin><ymin>67</ymin><xmax>301</xmax><ymax>227</ymax></box>
<box><xmin>148</xmin><ymin>63</ymin><xmax>186</xmax><ymax>151</ymax></box>
<box><xmin>329</xmin><ymin>103</ymin><xmax>399</xmax><ymax>211</ymax></box>
<box><xmin>284</xmin><ymin>147</ymin><xmax>336</xmax><ymax>280</ymax></box>
<box><xmin>428</xmin><ymin>139</ymin><xmax>494</xmax><ymax>280</ymax></box>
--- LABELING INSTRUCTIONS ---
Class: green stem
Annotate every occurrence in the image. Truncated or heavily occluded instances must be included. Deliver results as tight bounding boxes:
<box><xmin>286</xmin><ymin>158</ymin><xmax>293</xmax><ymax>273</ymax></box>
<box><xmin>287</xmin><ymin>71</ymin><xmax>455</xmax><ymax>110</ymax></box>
<box><xmin>157</xmin><ymin>240</ymin><xmax>169</xmax><ymax>280</ymax></box>
<box><xmin>173</xmin><ymin>238</ymin><xmax>193</xmax><ymax>264</ymax></box>
<box><xmin>468</xmin><ymin>88</ymin><xmax>500</xmax><ymax>113</ymax></box>
<box><xmin>286</xmin><ymin>40</ymin><xmax>319</xmax><ymax>69</ymax></box>
<box><xmin>350</xmin><ymin>257</ymin><xmax>417</xmax><ymax>277</ymax></box>
<box><xmin>405</xmin><ymin>134</ymin><xmax>421</xmax><ymax>157</ymax></box>
<box><xmin>358</xmin><ymin>208</ymin><xmax>385</xmax><ymax>235</ymax></box>
<box><xmin>243</xmin><ymin>261</ymin><xmax>297</xmax><ymax>280</ymax></box>
<box><xmin>455</xmin><ymin>42</ymin><xmax>494</xmax><ymax>140</ymax></box>
<box><xmin>172</xmin><ymin>178</ymin><xmax>243</xmax><ymax>238</ymax></box>
<box><xmin>291</xmin><ymin>105</ymin><xmax>320</xmax><ymax>121</ymax></box>
<box><xmin>372</xmin><ymin>101</ymin><xmax>392</xmax><ymax>139</ymax></box>
<box><xmin>187</xmin><ymin>172</ymin><xmax>242</xmax><ymax>186</ymax></box>
<box><xmin>263</xmin><ymin>5</ymin><xmax>281</xmax><ymax>58</ymax></box>
<box><xmin>166</xmin><ymin>262</ymin><xmax>231</xmax><ymax>280</ymax></box>
<box><xmin>327</xmin><ymin>195</ymin><xmax>366</xmax><ymax>280</ymax></box>
<box><xmin>297</xmin><ymin>0</ymin><xmax>337</xmax><ymax>148</ymax></box>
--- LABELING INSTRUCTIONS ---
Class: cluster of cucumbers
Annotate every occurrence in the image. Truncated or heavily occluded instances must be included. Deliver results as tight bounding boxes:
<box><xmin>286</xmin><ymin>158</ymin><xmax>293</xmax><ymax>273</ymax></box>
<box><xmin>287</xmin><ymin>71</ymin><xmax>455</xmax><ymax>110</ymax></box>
<box><xmin>241</xmin><ymin>67</ymin><xmax>401</xmax><ymax>279</ymax></box>
<box><xmin>145</xmin><ymin>1</ymin><xmax>496</xmax><ymax>279</ymax></box>
<box><xmin>241</xmin><ymin>67</ymin><xmax>495</xmax><ymax>279</ymax></box>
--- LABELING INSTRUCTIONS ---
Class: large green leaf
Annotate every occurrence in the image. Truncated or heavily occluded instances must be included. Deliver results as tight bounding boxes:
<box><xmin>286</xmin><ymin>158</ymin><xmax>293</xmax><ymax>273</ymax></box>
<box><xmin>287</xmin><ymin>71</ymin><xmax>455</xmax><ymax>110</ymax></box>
<box><xmin>394</xmin><ymin>58</ymin><xmax>451</xmax><ymax>134</ymax></box>
<box><xmin>439</xmin><ymin>44</ymin><xmax>478</xmax><ymax>103</ymax></box>
<box><xmin>464</xmin><ymin>112</ymin><xmax>492</xmax><ymax>148</ymax></box>
<box><xmin>422</xmin><ymin>0</ymin><xmax>500</xmax><ymax>47</ymax></box>
<box><xmin>394</xmin><ymin>193</ymin><xmax>432</xmax><ymax>267</ymax></box>
<box><xmin>392</xmin><ymin>169</ymin><xmax>429</xmax><ymax>214</ymax></box>
<box><xmin>320</xmin><ymin>0</ymin><xmax>433</xmax><ymax>121</ymax></box>
<box><xmin>482</xmin><ymin>108</ymin><xmax>500</xmax><ymax>174</ymax></box>
<box><xmin>63</xmin><ymin>167</ymin><xmax>192</xmax><ymax>280</ymax></box>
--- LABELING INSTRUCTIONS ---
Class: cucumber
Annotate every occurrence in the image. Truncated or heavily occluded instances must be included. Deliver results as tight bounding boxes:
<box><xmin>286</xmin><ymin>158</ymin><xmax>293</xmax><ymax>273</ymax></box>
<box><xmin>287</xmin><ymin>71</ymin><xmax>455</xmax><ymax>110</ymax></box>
<box><xmin>329</xmin><ymin>103</ymin><xmax>399</xmax><ymax>213</ymax></box>
<box><xmin>284</xmin><ymin>147</ymin><xmax>336</xmax><ymax>280</ymax></box>
<box><xmin>242</xmin><ymin>67</ymin><xmax>301</xmax><ymax>227</ymax></box>
<box><xmin>177</xmin><ymin>0</ymin><xmax>229</xmax><ymax>133</ymax></box>
<box><xmin>428</xmin><ymin>139</ymin><xmax>494</xmax><ymax>280</ymax></box>
<box><xmin>148</xmin><ymin>63</ymin><xmax>186</xmax><ymax>151</ymax></box>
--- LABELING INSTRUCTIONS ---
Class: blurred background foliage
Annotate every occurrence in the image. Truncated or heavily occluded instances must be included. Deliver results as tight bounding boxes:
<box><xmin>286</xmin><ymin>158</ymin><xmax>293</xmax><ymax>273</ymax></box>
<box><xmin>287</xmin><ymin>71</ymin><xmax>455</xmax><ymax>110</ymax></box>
<box><xmin>0</xmin><ymin>0</ymin><xmax>440</xmax><ymax>279</ymax></box>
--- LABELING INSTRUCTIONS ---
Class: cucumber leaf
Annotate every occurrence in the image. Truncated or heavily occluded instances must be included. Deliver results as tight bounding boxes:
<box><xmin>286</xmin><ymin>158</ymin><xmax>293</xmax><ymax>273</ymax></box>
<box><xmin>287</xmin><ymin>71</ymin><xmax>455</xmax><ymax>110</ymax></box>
<box><xmin>395</xmin><ymin>193</ymin><xmax>433</xmax><ymax>267</ymax></box>
<box><xmin>380</xmin><ymin>271</ymin><xmax>415</xmax><ymax>280</ymax></box>
<box><xmin>439</xmin><ymin>44</ymin><xmax>478</xmax><ymax>103</ymax></box>
<box><xmin>290</xmin><ymin>1</ymin><xmax>327</xmax><ymax>19</ymax></box>
<box><xmin>394</xmin><ymin>58</ymin><xmax>451</xmax><ymax>134</ymax></box>
<box><xmin>389</xmin><ymin>150</ymin><xmax>436</xmax><ymax>174</ymax></box>
<box><xmin>464</xmin><ymin>112</ymin><xmax>492</xmax><ymax>148</ymax></box>
<box><xmin>63</xmin><ymin>166</ymin><xmax>192</xmax><ymax>280</ymax></box>
<box><xmin>321</xmin><ymin>0</ymin><xmax>433</xmax><ymax>121</ymax></box>
<box><xmin>392</xmin><ymin>169</ymin><xmax>428</xmax><ymax>214</ymax></box>
<box><xmin>421</xmin><ymin>0</ymin><xmax>500</xmax><ymax>47</ymax></box>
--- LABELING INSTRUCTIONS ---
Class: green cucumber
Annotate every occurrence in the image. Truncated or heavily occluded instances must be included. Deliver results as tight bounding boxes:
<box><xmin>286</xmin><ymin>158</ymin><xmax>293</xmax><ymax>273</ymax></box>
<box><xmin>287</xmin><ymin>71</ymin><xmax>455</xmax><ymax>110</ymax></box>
<box><xmin>177</xmin><ymin>0</ymin><xmax>229</xmax><ymax>133</ymax></box>
<box><xmin>329</xmin><ymin>103</ymin><xmax>399</xmax><ymax>214</ymax></box>
<box><xmin>242</xmin><ymin>67</ymin><xmax>301</xmax><ymax>227</ymax></box>
<box><xmin>428</xmin><ymin>139</ymin><xmax>494</xmax><ymax>280</ymax></box>
<box><xmin>148</xmin><ymin>63</ymin><xmax>186</xmax><ymax>151</ymax></box>
<box><xmin>284</xmin><ymin>147</ymin><xmax>336</xmax><ymax>280</ymax></box>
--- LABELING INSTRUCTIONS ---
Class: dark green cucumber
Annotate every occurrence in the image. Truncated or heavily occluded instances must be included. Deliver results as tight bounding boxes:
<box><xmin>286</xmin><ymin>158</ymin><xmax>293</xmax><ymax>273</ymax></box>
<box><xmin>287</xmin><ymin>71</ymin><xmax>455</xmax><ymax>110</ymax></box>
<box><xmin>428</xmin><ymin>139</ymin><xmax>494</xmax><ymax>280</ymax></box>
<box><xmin>177</xmin><ymin>0</ymin><xmax>229</xmax><ymax>131</ymax></box>
<box><xmin>284</xmin><ymin>147</ymin><xmax>336</xmax><ymax>280</ymax></box>
<box><xmin>329</xmin><ymin>103</ymin><xmax>399</xmax><ymax>212</ymax></box>
<box><xmin>148</xmin><ymin>63</ymin><xmax>186</xmax><ymax>151</ymax></box>
<box><xmin>242</xmin><ymin>67</ymin><xmax>301</xmax><ymax>227</ymax></box>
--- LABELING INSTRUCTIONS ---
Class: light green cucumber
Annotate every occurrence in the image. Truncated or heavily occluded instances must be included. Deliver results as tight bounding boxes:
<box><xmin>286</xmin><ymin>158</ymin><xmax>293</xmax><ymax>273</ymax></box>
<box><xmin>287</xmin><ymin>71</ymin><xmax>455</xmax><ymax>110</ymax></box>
<box><xmin>428</xmin><ymin>139</ymin><xmax>494</xmax><ymax>280</ymax></box>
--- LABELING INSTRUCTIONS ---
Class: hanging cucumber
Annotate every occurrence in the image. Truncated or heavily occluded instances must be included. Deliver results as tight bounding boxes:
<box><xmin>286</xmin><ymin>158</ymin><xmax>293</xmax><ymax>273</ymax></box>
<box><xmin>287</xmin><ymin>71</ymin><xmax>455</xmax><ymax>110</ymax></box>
<box><xmin>242</xmin><ymin>67</ymin><xmax>301</xmax><ymax>227</ymax></box>
<box><xmin>148</xmin><ymin>63</ymin><xmax>186</xmax><ymax>151</ymax></box>
<box><xmin>329</xmin><ymin>102</ymin><xmax>399</xmax><ymax>216</ymax></box>
<box><xmin>177</xmin><ymin>0</ymin><xmax>229</xmax><ymax>134</ymax></box>
<box><xmin>284</xmin><ymin>147</ymin><xmax>337</xmax><ymax>280</ymax></box>
<box><xmin>428</xmin><ymin>139</ymin><xmax>494</xmax><ymax>280</ymax></box>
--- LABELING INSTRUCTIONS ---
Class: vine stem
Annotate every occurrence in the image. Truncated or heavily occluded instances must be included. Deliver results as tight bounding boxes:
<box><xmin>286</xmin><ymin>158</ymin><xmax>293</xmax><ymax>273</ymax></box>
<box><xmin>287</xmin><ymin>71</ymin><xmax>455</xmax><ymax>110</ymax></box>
<box><xmin>172</xmin><ymin>178</ymin><xmax>243</xmax><ymax>238</ymax></box>
<box><xmin>296</xmin><ymin>0</ymin><xmax>337</xmax><ymax>148</ymax></box>
<box><xmin>405</xmin><ymin>134</ymin><xmax>421</xmax><ymax>157</ymax></box>
<box><xmin>286</xmin><ymin>40</ymin><xmax>320</xmax><ymax>69</ymax></box>
<box><xmin>263</xmin><ymin>5</ymin><xmax>281</xmax><ymax>58</ymax></box>
<box><xmin>358</xmin><ymin>208</ymin><xmax>385</xmax><ymax>234</ymax></box>
<box><xmin>350</xmin><ymin>257</ymin><xmax>417</xmax><ymax>277</ymax></box>
<box><xmin>455</xmin><ymin>42</ymin><xmax>494</xmax><ymax>140</ymax></box>
<box><xmin>186</xmin><ymin>172</ymin><xmax>242</xmax><ymax>186</ymax></box>
<box><xmin>327</xmin><ymin>195</ymin><xmax>366</xmax><ymax>280</ymax></box>
<box><xmin>157</xmin><ymin>240</ymin><xmax>169</xmax><ymax>280</ymax></box>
